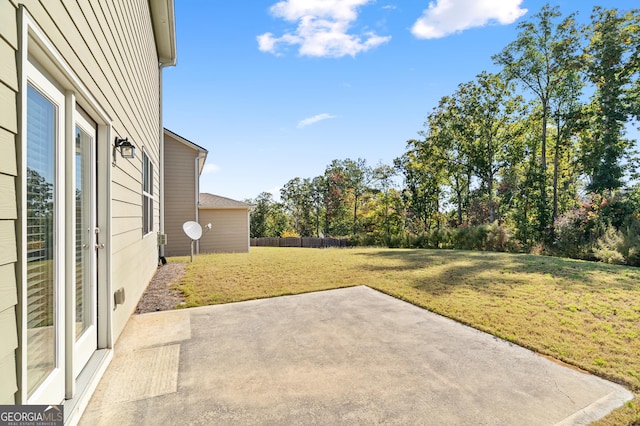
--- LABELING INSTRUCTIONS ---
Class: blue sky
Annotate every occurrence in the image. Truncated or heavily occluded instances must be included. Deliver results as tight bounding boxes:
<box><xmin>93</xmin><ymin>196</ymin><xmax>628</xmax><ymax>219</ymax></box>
<box><xmin>163</xmin><ymin>0</ymin><xmax>638</xmax><ymax>202</ymax></box>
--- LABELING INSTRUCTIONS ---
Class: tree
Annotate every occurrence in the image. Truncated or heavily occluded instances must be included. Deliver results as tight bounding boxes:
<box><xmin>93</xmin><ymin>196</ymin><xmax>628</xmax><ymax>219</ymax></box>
<box><xmin>281</xmin><ymin>177</ymin><xmax>314</xmax><ymax>236</ymax></box>
<box><xmin>549</xmin><ymin>68</ymin><xmax>583</xmax><ymax>221</ymax></box>
<box><xmin>580</xmin><ymin>6</ymin><xmax>640</xmax><ymax>193</ymax></box>
<box><xmin>493</xmin><ymin>4</ymin><xmax>581</xmax><ymax>233</ymax></box>
<box><xmin>310</xmin><ymin>176</ymin><xmax>325</xmax><ymax>237</ymax></box>
<box><xmin>248</xmin><ymin>192</ymin><xmax>287</xmax><ymax>237</ymax></box>
<box><xmin>248</xmin><ymin>192</ymin><xmax>272</xmax><ymax>238</ymax></box>
<box><xmin>342</xmin><ymin>158</ymin><xmax>372</xmax><ymax>235</ymax></box>
<box><xmin>395</xmin><ymin>140</ymin><xmax>446</xmax><ymax>232</ymax></box>
<box><xmin>323</xmin><ymin>161</ymin><xmax>350</xmax><ymax>236</ymax></box>
<box><xmin>423</xmin><ymin>94</ymin><xmax>473</xmax><ymax>226</ymax></box>
<box><xmin>372</xmin><ymin>163</ymin><xmax>398</xmax><ymax>240</ymax></box>
<box><xmin>460</xmin><ymin>72</ymin><xmax>526</xmax><ymax>223</ymax></box>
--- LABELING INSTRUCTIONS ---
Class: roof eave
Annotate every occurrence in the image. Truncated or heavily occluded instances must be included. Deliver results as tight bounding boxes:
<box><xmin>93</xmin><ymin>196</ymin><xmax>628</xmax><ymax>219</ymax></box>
<box><xmin>197</xmin><ymin>153</ymin><xmax>207</xmax><ymax>176</ymax></box>
<box><xmin>164</xmin><ymin>128</ymin><xmax>208</xmax><ymax>153</ymax></box>
<box><xmin>150</xmin><ymin>0</ymin><xmax>177</xmax><ymax>66</ymax></box>
<box><xmin>198</xmin><ymin>205</ymin><xmax>253</xmax><ymax>210</ymax></box>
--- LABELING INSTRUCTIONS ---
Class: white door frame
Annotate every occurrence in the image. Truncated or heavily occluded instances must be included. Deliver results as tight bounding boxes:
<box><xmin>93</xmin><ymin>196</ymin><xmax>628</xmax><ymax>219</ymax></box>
<box><xmin>23</xmin><ymin>60</ymin><xmax>67</xmax><ymax>406</ymax></box>
<box><xmin>66</xmin><ymin>108</ymin><xmax>99</xmax><ymax>394</ymax></box>
<box><xmin>20</xmin><ymin>8</ymin><xmax>114</xmax><ymax>405</ymax></box>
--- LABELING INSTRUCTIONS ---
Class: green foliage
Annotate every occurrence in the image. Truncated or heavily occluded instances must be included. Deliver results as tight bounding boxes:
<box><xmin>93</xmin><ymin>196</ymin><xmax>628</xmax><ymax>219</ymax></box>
<box><xmin>280</xmin><ymin>229</ymin><xmax>300</xmax><ymax>238</ymax></box>
<box><xmin>581</xmin><ymin>7</ymin><xmax>640</xmax><ymax>193</ymax></box>
<box><xmin>245</xmin><ymin>5</ymin><xmax>640</xmax><ymax>266</ymax></box>
<box><xmin>486</xmin><ymin>223</ymin><xmax>512</xmax><ymax>252</ymax></box>
<box><xmin>553</xmin><ymin>207</ymin><xmax>596</xmax><ymax>260</ymax></box>
<box><xmin>248</xmin><ymin>192</ymin><xmax>288</xmax><ymax>238</ymax></box>
<box><xmin>594</xmin><ymin>225</ymin><xmax>626</xmax><ymax>265</ymax></box>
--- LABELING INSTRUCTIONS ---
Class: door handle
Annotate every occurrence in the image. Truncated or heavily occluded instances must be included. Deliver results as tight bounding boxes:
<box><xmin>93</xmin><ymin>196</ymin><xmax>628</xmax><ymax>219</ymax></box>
<box><xmin>95</xmin><ymin>243</ymin><xmax>105</xmax><ymax>250</ymax></box>
<box><xmin>82</xmin><ymin>243</ymin><xmax>90</xmax><ymax>249</ymax></box>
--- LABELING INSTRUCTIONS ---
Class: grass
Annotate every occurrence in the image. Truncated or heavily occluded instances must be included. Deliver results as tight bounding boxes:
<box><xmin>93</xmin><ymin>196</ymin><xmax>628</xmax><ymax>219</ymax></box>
<box><xmin>172</xmin><ymin>246</ymin><xmax>640</xmax><ymax>424</ymax></box>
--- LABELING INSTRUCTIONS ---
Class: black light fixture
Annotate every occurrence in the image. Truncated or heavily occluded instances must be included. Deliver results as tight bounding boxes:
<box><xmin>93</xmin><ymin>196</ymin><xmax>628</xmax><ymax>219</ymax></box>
<box><xmin>114</xmin><ymin>137</ymin><xmax>135</xmax><ymax>159</ymax></box>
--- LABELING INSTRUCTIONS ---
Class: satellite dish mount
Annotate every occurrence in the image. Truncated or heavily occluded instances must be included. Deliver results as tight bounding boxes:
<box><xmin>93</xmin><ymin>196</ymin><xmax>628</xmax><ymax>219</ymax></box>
<box><xmin>183</xmin><ymin>221</ymin><xmax>203</xmax><ymax>262</ymax></box>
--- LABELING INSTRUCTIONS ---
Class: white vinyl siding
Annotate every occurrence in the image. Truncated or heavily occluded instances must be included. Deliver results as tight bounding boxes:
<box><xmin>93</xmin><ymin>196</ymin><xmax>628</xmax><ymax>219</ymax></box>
<box><xmin>1</xmin><ymin>0</ymin><xmax>174</xmax><ymax>414</ymax></box>
<box><xmin>8</xmin><ymin>0</ymin><xmax>162</xmax><ymax>340</ymax></box>
<box><xmin>0</xmin><ymin>0</ymin><xmax>19</xmax><ymax>405</ymax></box>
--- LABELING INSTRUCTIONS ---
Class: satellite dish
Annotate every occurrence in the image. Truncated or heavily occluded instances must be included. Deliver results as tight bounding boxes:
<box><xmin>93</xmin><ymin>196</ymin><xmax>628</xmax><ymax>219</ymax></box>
<box><xmin>183</xmin><ymin>221</ymin><xmax>203</xmax><ymax>240</ymax></box>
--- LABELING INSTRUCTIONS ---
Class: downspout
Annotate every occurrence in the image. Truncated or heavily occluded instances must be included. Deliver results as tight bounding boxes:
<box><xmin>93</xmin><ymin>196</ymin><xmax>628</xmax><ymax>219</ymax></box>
<box><xmin>195</xmin><ymin>153</ymin><xmax>206</xmax><ymax>254</ymax></box>
<box><xmin>159</xmin><ymin>63</ymin><xmax>168</xmax><ymax>261</ymax></box>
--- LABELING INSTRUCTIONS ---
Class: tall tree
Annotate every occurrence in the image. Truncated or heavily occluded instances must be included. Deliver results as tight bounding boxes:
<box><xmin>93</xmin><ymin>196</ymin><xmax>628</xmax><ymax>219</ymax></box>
<box><xmin>323</xmin><ymin>161</ymin><xmax>350</xmax><ymax>236</ymax></box>
<box><xmin>395</xmin><ymin>140</ymin><xmax>446</xmax><ymax>232</ymax></box>
<box><xmin>493</xmin><ymin>4</ymin><xmax>581</xmax><ymax>233</ymax></box>
<box><xmin>248</xmin><ymin>192</ymin><xmax>288</xmax><ymax>238</ymax></box>
<box><xmin>549</xmin><ymin>67</ymin><xmax>584</xmax><ymax>221</ymax></box>
<box><xmin>310</xmin><ymin>176</ymin><xmax>325</xmax><ymax>237</ymax></box>
<box><xmin>372</xmin><ymin>163</ymin><xmax>398</xmax><ymax>240</ymax></box>
<box><xmin>423</xmin><ymin>95</ymin><xmax>472</xmax><ymax>226</ymax></box>
<box><xmin>281</xmin><ymin>177</ymin><xmax>314</xmax><ymax>236</ymax></box>
<box><xmin>581</xmin><ymin>6</ymin><xmax>640</xmax><ymax>193</ymax></box>
<box><xmin>459</xmin><ymin>72</ymin><xmax>526</xmax><ymax>223</ymax></box>
<box><xmin>342</xmin><ymin>158</ymin><xmax>372</xmax><ymax>235</ymax></box>
<box><xmin>248</xmin><ymin>192</ymin><xmax>274</xmax><ymax>238</ymax></box>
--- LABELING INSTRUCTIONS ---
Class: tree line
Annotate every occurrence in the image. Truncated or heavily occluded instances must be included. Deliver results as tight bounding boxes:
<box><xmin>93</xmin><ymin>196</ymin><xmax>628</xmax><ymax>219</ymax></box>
<box><xmin>247</xmin><ymin>4</ymin><xmax>640</xmax><ymax>265</ymax></box>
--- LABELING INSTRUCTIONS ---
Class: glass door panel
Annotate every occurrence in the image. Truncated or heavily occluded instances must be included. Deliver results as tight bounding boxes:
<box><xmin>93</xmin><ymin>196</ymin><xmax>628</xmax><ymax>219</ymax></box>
<box><xmin>26</xmin><ymin>84</ymin><xmax>57</xmax><ymax>394</ymax></box>
<box><xmin>73</xmin><ymin>111</ymin><xmax>97</xmax><ymax>378</ymax></box>
<box><xmin>26</xmin><ymin>75</ymin><xmax>65</xmax><ymax>405</ymax></box>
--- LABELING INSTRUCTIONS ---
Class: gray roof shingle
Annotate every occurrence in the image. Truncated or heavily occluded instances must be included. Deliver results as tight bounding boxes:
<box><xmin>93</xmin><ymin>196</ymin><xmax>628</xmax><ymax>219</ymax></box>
<box><xmin>199</xmin><ymin>193</ymin><xmax>253</xmax><ymax>209</ymax></box>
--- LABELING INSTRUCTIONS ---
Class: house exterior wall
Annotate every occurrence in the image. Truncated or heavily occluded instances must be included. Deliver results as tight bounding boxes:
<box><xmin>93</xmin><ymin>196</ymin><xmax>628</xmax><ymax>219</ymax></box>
<box><xmin>198</xmin><ymin>208</ymin><xmax>250</xmax><ymax>254</ymax></box>
<box><xmin>0</xmin><ymin>0</ymin><xmax>170</xmax><ymax>407</ymax></box>
<box><xmin>163</xmin><ymin>133</ymin><xmax>197</xmax><ymax>257</ymax></box>
<box><xmin>0</xmin><ymin>0</ymin><xmax>21</xmax><ymax>405</ymax></box>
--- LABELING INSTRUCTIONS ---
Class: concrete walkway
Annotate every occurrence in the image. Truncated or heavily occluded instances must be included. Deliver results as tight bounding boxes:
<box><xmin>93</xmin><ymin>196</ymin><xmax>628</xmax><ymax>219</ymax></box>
<box><xmin>80</xmin><ymin>286</ymin><xmax>632</xmax><ymax>425</ymax></box>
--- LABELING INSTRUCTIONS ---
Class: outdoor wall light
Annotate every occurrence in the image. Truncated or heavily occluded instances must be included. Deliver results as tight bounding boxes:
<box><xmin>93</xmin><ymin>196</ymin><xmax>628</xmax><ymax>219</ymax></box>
<box><xmin>114</xmin><ymin>137</ymin><xmax>135</xmax><ymax>159</ymax></box>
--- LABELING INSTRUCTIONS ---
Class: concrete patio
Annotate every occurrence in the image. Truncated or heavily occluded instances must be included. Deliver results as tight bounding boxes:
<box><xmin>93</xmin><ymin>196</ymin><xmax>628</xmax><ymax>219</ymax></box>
<box><xmin>80</xmin><ymin>286</ymin><xmax>632</xmax><ymax>425</ymax></box>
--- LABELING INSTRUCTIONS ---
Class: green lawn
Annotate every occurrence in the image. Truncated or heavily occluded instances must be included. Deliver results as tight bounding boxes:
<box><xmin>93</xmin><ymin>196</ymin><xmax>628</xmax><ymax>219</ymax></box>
<box><xmin>172</xmin><ymin>246</ymin><xmax>640</xmax><ymax>424</ymax></box>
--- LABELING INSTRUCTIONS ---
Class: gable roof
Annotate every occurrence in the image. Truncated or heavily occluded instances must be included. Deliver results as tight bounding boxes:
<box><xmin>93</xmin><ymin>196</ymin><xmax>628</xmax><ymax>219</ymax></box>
<box><xmin>199</xmin><ymin>193</ymin><xmax>253</xmax><ymax>210</ymax></box>
<box><xmin>164</xmin><ymin>128</ymin><xmax>208</xmax><ymax>153</ymax></box>
<box><xmin>164</xmin><ymin>128</ymin><xmax>208</xmax><ymax>174</ymax></box>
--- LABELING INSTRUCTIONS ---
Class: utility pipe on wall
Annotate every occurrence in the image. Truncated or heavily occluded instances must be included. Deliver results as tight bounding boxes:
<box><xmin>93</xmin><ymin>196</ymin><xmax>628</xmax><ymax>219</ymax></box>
<box><xmin>195</xmin><ymin>153</ymin><xmax>206</xmax><ymax>254</ymax></box>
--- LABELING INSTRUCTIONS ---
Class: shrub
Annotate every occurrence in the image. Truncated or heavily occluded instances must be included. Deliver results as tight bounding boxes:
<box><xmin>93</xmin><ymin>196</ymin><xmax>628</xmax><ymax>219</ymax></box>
<box><xmin>280</xmin><ymin>229</ymin><xmax>301</xmax><ymax>238</ymax></box>
<box><xmin>553</xmin><ymin>208</ymin><xmax>596</xmax><ymax>260</ymax></box>
<box><xmin>384</xmin><ymin>234</ymin><xmax>405</xmax><ymax>248</ymax></box>
<box><xmin>620</xmin><ymin>215</ymin><xmax>640</xmax><ymax>266</ymax></box>
<box><xmin>593</xmin><ymin>225</ymin><xmax>626</xmax><ymax>265</ymax></box>
<box><xmin>451</xmin><ymin>225</ymin><xmax>490</xmax><ymax>251</ymax></box>
<box><xmin>486</xmin><ymin>223</ymin><xmax>510</xmax><ymax>252</ymax></box>
<box><xmin>431</xmin><ymin>227</ymin><xmax>453</xmax><ymax>249</ymax></box>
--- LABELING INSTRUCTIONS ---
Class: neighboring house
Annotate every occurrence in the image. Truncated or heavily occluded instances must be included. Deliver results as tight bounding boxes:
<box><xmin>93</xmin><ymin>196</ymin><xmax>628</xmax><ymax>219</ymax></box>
<box><xmin>198</xmin><ymin>193</ymin><xmax>252</xmax><ymax>254</ymax></box>
<box><xmin>0</xmin><ymin>0</ymin><xmax>176</xmax><ymax>423</ymax></box>
<box><xmin>162</xmin><ymin>128</ymin><xmax>207</xmax><ymax>257</ymax></box>
<box><xmin>163</xmin><ymin>129</ymin><xmax>252</xmax><ymax>256</ymax></box>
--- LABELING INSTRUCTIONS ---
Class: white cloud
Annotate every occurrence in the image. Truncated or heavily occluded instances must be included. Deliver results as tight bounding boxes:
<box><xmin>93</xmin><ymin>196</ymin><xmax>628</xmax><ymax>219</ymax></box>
<box><xmin>202</xmin><ymin>163</ymin><xmax>220</xmax><ymax>174</ymax></box>
<box><xmin>411</xmin><ymin>0</ymin><xmax>527</xmax><ymax>39</ymax></box>
<box><xmin>297</xmin><ymin>113</ymin><xmax>336</xmax><ymax>128</ymax></box>
<box><xmin>258</xmin><ymin>0</ymin><xmax>391</xmax><ymax>58</ymax></box>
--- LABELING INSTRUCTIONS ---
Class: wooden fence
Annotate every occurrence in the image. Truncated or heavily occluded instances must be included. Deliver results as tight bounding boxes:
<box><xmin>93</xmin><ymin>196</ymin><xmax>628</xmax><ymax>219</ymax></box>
<box><xmin>250</xmin><ymin>237</ymin><xmax>348</xmax><ymax>248</ymax></box>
